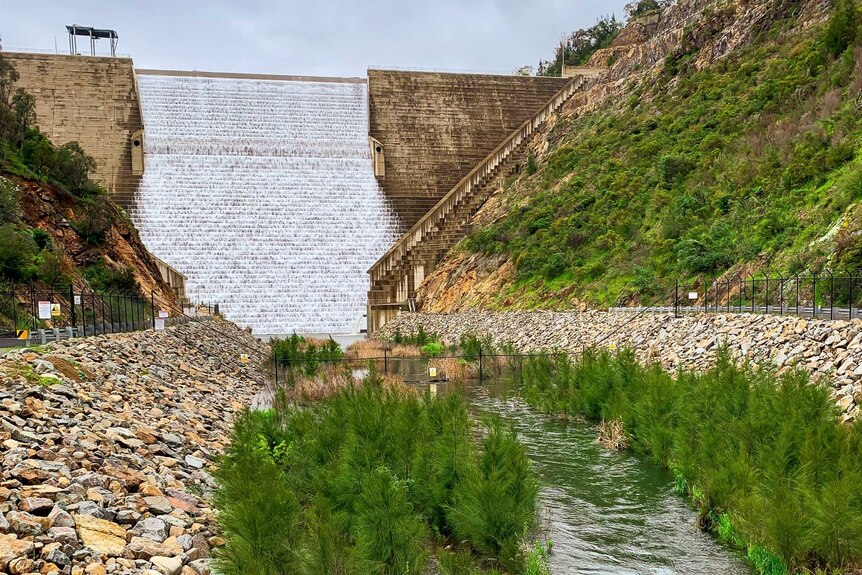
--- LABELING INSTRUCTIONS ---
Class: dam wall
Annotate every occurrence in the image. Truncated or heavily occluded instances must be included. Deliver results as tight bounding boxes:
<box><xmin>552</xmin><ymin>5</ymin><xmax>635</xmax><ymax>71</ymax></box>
<box><xmin>132</xmin><ymin>71</ymin><xmax>399</xmax><ymax>334</ymax></box>
<box><xmin>367</xmin><ymin>70</ymin><xmax>569</xmax><ymax>228</ymax></box>
<box><xmin>2</xmin><ymin>52</ymin><xmax>143</xmax><ymax>210</ymax></box>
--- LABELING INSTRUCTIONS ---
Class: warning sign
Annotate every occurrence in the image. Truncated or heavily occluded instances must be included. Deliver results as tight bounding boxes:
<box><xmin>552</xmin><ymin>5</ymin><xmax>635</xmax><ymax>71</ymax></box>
<box><xmin>159</xmin><ymin>309</ymin><xmax>169</xmax><ymax>318</ymax></box>
<box><xmin>428</xmin><ymin>367</ymin><xmax>438</xmax><ymax>378</ymax></box>
<box><xmin>51</xmin><ymin>304</ymin><xmax>61</xmax><ymax>317</ymax></box>
<box><xmin>74</xmin><ymin>295</ymin><xmax>81</xmax><ymax>305</ymax></box>
<box><xmin>16</xmin><ymin>329</ymin><xmax>28</xmax><ymax>340</ymax></box>
<box><xmin>154</xmin><ymin>318</ymin><xmax>165</xmax><ymax>331</ymax></box>
<box><xmin>240</xmin><ymin>354</ymin><xmax>249</xmax><ymax>364</ymax></box>
<box><xmin>38</xmin><ymin>301</ymin><xmax>51</xmax><ymax>320</ymax></box>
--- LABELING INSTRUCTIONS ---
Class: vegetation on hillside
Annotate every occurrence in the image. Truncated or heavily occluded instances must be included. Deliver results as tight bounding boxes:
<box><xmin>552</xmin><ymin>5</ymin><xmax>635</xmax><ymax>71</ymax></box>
<box><xmin>520</xmin><ymin>348</ymin><xmax>862</xmax><ymax>574</ymax></box>
<box><xmin>0</xmin><ymin>47</ymin><xmax>134</xmax><ymax>289</ymax></box>
<box><xmin>214</xmin><ymin>375</ymin><xmax>540</xmax><ymax>575</ymax></box>
<box><xmin>467</xmin><ymin>0</ymin><xmax>862</xmax><ymax>307</ymax></box>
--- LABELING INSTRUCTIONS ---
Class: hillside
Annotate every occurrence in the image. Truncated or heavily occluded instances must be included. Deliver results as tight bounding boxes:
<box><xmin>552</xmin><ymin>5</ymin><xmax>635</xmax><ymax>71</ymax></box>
<box><xmin>0</xmin><ymin>50</ymin><xmax>176</xmax><ymax>330</ymax></box>
<box><xmin>417</xmin><ymin>0</ymin><xmax>862</xmax><ymax>312</ymax></box>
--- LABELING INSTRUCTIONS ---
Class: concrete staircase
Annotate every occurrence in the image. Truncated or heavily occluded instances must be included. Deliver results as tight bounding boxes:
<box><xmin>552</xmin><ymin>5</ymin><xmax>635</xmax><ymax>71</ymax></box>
<box><xmin>367</xmin><ymin>74</ymin><xmax>590</xmax><ymax>332</ymax></box>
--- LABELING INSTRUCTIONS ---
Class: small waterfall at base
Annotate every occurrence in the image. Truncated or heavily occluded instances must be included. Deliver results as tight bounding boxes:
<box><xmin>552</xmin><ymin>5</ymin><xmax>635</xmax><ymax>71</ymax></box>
<box><xmin>133</xmin><ymin>74</ymin><xmax>400</xmax><ymax>334</ymax></box>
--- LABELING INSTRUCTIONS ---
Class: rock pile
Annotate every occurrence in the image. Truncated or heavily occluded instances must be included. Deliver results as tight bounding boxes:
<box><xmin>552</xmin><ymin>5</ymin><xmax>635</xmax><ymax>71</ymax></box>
<box><xmin>0</xmin><ymin>319</ymin><xmax>266</xmax><ymax>574</ymax></box>
<box><xmin>378</xmin><ymin>311</ymin><xmax>862</xmax><ymax>421</ymax></box>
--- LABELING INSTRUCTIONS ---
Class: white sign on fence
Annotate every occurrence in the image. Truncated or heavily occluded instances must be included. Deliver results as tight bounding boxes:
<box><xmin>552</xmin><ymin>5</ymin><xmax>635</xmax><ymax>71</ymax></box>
<box><xmin>73</xmin><ymin>295</ymin><xmax>81</xmax><ymax>305</ymax></box>
<box><xmin>688</xmin><ymin>292</ymin><xmax>699</xmax><ymax>300</ymax></box>
<box><xmin>38</xmin><ymin>301</ymin><xmax>52</xmax><ymax>320</ymax></box>
<box><xmin>159</xmin><ymin>309</ymin><xmax>169</xmax><ymax>318</ymax></box>
<box><xmin>154</xmin><ymin>318</ymin><xmax>165</xmax><ymax>331</ymax></box>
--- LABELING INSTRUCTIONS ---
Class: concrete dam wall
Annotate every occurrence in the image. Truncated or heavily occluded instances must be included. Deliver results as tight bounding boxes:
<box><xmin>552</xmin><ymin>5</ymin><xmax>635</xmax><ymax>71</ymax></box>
<box><xmin>2</xmin><ymin>52</ymin><xmax>143</xmax><ymax>210</ymax></box>
<box><xmin>132</xmin><ymin>71</ymin><xmax>399</xmax><ymax>334</ymax></box>
<box><xmin>368</xmin><ymin>70</ymin><xmax>569</xmax><ymax>228</ymax></box>
<box><xmin>5</xmin><ymin>51</ymin><xmax>570</xmax><ymax>333</ymax></box>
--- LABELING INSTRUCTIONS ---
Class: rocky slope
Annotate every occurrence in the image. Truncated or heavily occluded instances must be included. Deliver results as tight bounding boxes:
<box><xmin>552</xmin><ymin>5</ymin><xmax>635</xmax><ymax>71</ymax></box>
<box><xmin>9</xmin><ymin>175</ymin><xmax>177</xmax><ymax>307</ymax></box>
<box><xmin>378</xmin><ymin>311</ymin><xmax>862</xmax><ymax>422</ymax></box>
<box><xmin>0</xmin><ymin>319</ymin><xmax>266</xmax><ymax>575</ymax></box>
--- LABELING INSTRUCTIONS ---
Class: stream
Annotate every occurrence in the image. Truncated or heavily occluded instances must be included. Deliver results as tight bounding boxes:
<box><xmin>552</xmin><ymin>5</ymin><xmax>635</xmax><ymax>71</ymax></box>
<box><xmin>453</xmin><ymin>380</ymin><xmax>751</xmax><ymax>575</ymax></box>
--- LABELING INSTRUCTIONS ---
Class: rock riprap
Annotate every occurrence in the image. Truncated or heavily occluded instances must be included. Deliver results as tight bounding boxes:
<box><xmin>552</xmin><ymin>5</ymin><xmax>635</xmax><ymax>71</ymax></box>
<box><xmin>0</xmin><ymin>319</ymin><xmax>266</xmax><ymax>574</ymax></box>
<box><xmin>378</xmin><ymin>311</ymin><xmax>862</xmax><ymax>421</ymax></box>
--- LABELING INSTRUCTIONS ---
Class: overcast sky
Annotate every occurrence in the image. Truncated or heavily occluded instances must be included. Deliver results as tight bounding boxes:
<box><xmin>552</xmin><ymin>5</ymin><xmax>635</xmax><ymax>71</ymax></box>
<box><xmin>0</xmin><ymin>0</ymin><xmax>627</xmax><ymax>77</ymax></box>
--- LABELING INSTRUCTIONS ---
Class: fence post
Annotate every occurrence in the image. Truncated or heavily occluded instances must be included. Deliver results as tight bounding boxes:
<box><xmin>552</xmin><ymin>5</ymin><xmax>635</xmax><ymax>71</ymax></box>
<box><xmin>827</xmin><ymin>269</ymin><xmax>834</xmax><ymax>320</ymax></box>
<box><xmin>92</xmin><ymin>291</ymin><xmax>98</xmax><ymax>334</ymax></box>
<box><xmin>738</xmin><ymin>276</ymin><xmax>743</xmax><ymax>314</ymax></box>
<box><xmin>765</xmin><ymin>274</ymin><xmax>769</xmax><ymax>315</ymax></box>
<box><xmin>151</xmin><ymin>290</ymin><xmax>156</xmax><ymax>330</ymax></box>
<box><xmin>850</xmin><ymin>271</ymin><xmax>855</xmax><ymax>320</ymax></box>
<box><xmin>726</xmin><ymin>279</ymin><xmax>731</xmax><ymax>313</ymax></box>
<box><xmin>812</xmin><ymin>272</ymin><xmax>818</xmax><ymax>319</ymax></box>
<box><xmin>107</xmin><ymin>290</ymin><xmax>114</xmax><ymax>332</ymax></box>
<box><xmin>478</xmin><ymin>344</ymin><xmax>484</xmax><ymax>382</ymax></box>
<box><xmin>100</xmin><ymin>293</ymin><xmax>107</xmax><ymax>334</ymax></box>
<box><xmin>69</xmin><ymin>284</ymin><xmax>76</xmax><ymax>328</ymax></box>
<box><xmin>793</xmin><ymin>274</ymin><xmax>799</xmax><ymax>316</ymax></box>
<box><xmin>10</xmin><ymin>283</ymin><xmax>17</xmax><ymax>333</ymax></box>
<box><xmin>674</xmin><ymin>280</ymin><xmax>679</xmax><ymax>318</ymax></box>
<box><xmin>777</xmin><ymin>273</ymin><xmax>784</xmax><ymax>316</ymax></box>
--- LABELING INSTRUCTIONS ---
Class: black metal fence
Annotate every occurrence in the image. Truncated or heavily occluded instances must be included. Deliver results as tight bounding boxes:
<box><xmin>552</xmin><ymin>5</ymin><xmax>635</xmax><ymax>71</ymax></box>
<box><xmin>612</xmin><ymin>271</ymin><xmax>862</xmax><ymax>320</ymax></box>
<box><xmin>0</xmin><ymin>282</ymin><xmax>215</xmax><ymax>346</ymax></box>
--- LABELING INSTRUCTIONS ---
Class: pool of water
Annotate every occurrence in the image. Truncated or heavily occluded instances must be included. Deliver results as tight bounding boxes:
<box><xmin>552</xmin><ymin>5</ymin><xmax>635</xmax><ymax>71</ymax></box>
<box><xmin>459</xmin><ymin>382</ymin><xmax>750</xmax><ymax>575</ymax></box>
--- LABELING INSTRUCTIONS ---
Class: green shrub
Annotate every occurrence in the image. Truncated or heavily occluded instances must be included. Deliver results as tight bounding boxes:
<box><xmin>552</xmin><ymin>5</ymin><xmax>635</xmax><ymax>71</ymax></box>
<box><xmin>215</xmin><ymin>377</ymin><xmax>538</xmax><ymax>574</ymax></box>
<box><xmin>83</xmin><ymin>261</ymin><xmax>139</xmax><ymax>293</ymax></box>
<box><xmin>525</xmin><ymin>152</ymin><xmax>538</xmax><ymax>176</ymax></box>
<box><xmin>270</xmin><ymin>333</ymin><xmax>344</xmax><ymax>378</ymax></box>
<box><xmin>0</xmin><ymin>223</ymin><xmax>37</xmax><ymax>280</ymax></box>
<box><xmin>420</xmin><ymin>341</ymin><xmax>445</xmax><ymax>357</ymax></box>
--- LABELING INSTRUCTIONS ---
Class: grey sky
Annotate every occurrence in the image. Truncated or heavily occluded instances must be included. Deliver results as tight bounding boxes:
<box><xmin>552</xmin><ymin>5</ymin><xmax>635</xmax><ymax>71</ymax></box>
<box><xmin>0</xmin><ymin>0</ymin><xmax>627</xmax><ymax>77</ymax></box>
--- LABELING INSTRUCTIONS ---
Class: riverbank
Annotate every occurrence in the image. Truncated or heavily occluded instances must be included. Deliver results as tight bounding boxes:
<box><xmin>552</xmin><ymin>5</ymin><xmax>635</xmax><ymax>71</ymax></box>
<box><xmin>0</xmin><ymin>319</ymin><xmax>265</xmax><ymax>574</ymax></box>
<box><xmin>377</xmin><ymin>311</ymin><xmax>862</xmax><ymax>419</ymax></box>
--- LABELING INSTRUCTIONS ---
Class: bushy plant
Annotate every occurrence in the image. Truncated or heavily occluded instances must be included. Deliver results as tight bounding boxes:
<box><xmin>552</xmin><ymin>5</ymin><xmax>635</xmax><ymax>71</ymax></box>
<box><xmin>215</xmin><ymin>376</ymin><xmax>538</xmax><ymax>574</ymax></box>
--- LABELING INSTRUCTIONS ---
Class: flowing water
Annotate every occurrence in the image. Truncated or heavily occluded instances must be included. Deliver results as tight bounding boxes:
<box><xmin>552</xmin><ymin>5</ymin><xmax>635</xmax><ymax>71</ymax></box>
<box><xmin>133</xmin><ymin>73</ymin><xmax>400</xmax><ymax>334</ymax></box>
<box><xmin>454</xmin><ymin>380</ymin><xmax>751</xmax><ymax>575</ymax></box>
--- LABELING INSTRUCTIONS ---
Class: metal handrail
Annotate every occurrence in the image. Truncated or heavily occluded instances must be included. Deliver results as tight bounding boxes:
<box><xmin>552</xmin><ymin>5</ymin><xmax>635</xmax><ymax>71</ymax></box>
<box><xmin>368</xmin><ymin>73</ymin><xmax>587</xmax><ymax>281</ymax></box>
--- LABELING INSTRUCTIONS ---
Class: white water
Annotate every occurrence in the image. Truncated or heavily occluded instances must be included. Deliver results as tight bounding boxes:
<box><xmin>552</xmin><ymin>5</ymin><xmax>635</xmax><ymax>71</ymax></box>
<box><xmin>133</xmin><ymin>74</ymin><xmax>400</xmax><ymax>334</ymax></box>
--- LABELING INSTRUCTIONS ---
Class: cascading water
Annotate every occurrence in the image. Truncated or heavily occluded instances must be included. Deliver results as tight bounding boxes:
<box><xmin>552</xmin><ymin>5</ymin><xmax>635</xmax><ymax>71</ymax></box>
<box><xmin>132</xmin><ymin>73</ymin><xmax>400</xmax><ymax>334</ymax></box>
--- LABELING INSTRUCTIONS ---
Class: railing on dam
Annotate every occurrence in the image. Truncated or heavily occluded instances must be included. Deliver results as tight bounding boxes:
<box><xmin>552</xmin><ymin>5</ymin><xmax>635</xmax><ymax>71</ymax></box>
<box><xmin>367</xmin><ymin>73</ymin><xmax>590</xmax><ymax>331</ymax></box>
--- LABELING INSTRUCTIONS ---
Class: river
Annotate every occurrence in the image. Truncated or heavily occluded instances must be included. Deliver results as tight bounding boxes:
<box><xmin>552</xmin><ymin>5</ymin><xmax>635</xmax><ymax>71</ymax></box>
<box><xmin>454</xmin><ymin>380</ymin><xmax>751</xmax><ymax>575</ymax></box>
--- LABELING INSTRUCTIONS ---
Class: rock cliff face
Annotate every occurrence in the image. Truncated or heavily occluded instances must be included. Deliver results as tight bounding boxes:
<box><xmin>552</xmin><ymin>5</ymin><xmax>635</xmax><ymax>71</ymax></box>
<box><xmin>10</xmin><ymin>175</ymin><xmax>176</xmax><ymax>307</ymax></box>
<box><xmin>0</xmin><ymin>319</ymin><xmax>265</xmax><ymax>574</ymax></box>
<box><xmin>414</xmin><ymin>0</ymin><xmax>830</xmax><ymax>313</ymax></box>
<box><xmin>377</xmin><ymin>311</ymin><xmax>862</xmax><ymax>422</ymax></box>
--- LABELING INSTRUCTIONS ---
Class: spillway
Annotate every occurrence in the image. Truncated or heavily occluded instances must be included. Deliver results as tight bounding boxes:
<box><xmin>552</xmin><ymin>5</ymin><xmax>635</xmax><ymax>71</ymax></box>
<box><xmin>132</xmin><ymin>72</ymin><xmax>400</xmax><ymax>334</ymax></box>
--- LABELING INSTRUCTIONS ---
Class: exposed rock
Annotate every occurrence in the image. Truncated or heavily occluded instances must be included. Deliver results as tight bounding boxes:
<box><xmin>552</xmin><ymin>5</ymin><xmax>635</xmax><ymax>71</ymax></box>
<box><xmin>0</xmin><ymin>319</ymin><xmax>266</xmax><ymax>573</ymax></box>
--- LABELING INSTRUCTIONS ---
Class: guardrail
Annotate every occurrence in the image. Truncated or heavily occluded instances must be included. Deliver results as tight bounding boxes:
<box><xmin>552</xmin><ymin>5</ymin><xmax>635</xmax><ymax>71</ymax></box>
<box><xmin>368</xmin><ymin>73</ymin><xmax>587</xmax><ymax>286</ymax></box>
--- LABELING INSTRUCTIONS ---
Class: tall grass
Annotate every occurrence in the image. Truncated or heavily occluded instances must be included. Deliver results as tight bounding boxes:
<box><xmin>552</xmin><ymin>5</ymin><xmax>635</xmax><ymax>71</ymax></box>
<box><xmin>521</xmin><ymin>349</ymin><xmax>862</xmax><ymax>574</ymax></box>
<box><xmin>214</xmin><ymin>374</ymin><xmax>538</xmax><ymax>574</ymax></box>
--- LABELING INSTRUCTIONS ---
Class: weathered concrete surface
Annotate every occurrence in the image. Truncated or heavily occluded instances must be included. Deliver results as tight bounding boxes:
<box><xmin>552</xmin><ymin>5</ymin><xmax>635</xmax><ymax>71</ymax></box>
<box><xmin>377</xmin><ymin>311</ymin><xmax>862</xmax><ymax>421</ymax></box>
<box><xmin>0</xmin><ymin>320</ymin><xmax>265</xmax><ymax>574</ymax></box>
<box><xmin>3</xmin><ymin>52</ymin><xmax>144</xmax><ymax>211</ymax></box>
<box><xmin>368</xmin><ymin>70</ymin><xmax>569</xmax><ymax>228</ymax></box>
